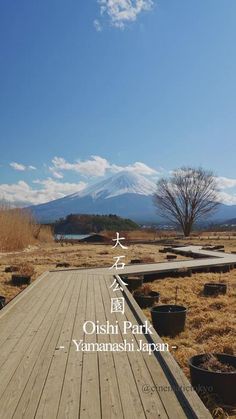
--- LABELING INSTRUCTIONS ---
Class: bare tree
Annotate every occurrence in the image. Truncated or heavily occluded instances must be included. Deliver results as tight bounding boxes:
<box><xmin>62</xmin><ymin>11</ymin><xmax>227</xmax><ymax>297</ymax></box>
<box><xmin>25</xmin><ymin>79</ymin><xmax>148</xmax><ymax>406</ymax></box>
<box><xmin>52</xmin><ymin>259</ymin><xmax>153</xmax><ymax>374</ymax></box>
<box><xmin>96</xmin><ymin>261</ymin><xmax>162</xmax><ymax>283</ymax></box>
<box><xmin>154</xmin><ymin>167</ymin><xmax>219</xmax><ymax>236</ymax></box>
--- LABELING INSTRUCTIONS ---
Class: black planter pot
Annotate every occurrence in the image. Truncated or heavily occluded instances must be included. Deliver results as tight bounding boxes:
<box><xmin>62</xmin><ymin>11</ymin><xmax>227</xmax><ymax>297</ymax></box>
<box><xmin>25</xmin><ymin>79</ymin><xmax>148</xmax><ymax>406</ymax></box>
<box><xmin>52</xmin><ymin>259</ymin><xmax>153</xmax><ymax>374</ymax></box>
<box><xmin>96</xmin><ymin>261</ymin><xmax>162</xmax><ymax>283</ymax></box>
<box><xmin>0</xmin><ymin>296</ymin><xmax>6</xmax><ymax>309</ymax></box>
<box><xmin>172</xmin><ymin>269</ymin><xmax>192</xmax><ymax>278</ymax></box>
<box><xmin>134</xmin><ymin>291</ymin><xmax>160</xmax><ymax>309</ymax></box>
<box><xmin>192</xmin><ymin>267</ymin><xmax>210</xmax><ymax>274</ymax></box>
<box><xmin>151</xmin><ymin>305</ymin><xmax>187</xmax><ymax>337</ymax></box>
<box><xmin>210</xmin><ymin>265</ymin><xmax>230</xmax><ymax>273</ymax></box>
<box><xmin>5</xmin><ymin>266</ymin><xmax>19</xmax><ymax>273</ymax></box>
<box><xmin>189</xmin><ymin>353</ymin><xmax>236</xmax><ymax>406</ymax></box>
<box><xmin>203</xmin><ymin>283</ymin><xmax>227</xmax><ymax>296</ymax></box>
<box><xmin>11</xmin><ymin>274</ymin><xmax>31</xmax><ymax>286</ymax></box>
<box><xmin>143</xmin><ymin>272</ymin><xmax>168</xmax><ymax>282</ymax></box>
<box><xmin>56</xmin><ymin>262</ymin><xmax>70</xmax><ymax>268</ymax></box>
<box><xmin>163</xmin><ymin>247</ymin><xmax>172</xmax><ymax>253</ymax></box>
<box><xmin>166</xmin><ymin>254</ymin><xmax>177</xmax><ymax>260</ymax></box>
<box><xmin>130</xmin><ymin>259</ymin><xmax>142</xmax><ymax>264</ymax></box>
<box><xmin>125</xmin><ymin>276</ymin><xmax>143</xmax><ymax>292</ymax></box>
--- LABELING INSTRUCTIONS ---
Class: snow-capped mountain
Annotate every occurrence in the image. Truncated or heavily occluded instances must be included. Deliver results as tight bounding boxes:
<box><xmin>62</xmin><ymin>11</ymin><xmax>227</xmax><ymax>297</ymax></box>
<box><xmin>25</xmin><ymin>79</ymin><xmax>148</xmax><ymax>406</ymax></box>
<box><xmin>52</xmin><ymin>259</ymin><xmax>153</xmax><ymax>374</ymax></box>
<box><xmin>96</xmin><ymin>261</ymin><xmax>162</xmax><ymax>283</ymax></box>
<box><xmin>29</xmin><ymin>170</ymin><xmax>236</xmax><ymax>224</ymax></box>
<box><xmin>29</xmin><ymin>171</ymin><xmax>158</xmax><ymax>222</ymax></box>
<box><xmin>70</xmin><ymin>171</ymin><xmax>156</xmax><ymax>200</ymax></box>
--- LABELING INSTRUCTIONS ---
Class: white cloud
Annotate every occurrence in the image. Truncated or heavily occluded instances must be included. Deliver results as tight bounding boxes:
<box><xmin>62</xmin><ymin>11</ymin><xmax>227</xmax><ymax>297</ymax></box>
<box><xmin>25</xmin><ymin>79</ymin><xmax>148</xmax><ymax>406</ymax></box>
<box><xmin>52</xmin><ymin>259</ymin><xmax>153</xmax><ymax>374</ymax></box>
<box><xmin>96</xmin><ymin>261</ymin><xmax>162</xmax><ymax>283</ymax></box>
<box><xmin>216</xmin><ymin>176</ymin><xmax>236</xmax><ymax>189</ymax></box>
<box><xmin>94</xmin><ymin>19</ymin><xmax>103</xmax><ymax>31</ymax></box>
<box><xmin>48</xmin><ymin>166</ymin><xmax>64</xmax><ymax>179</ymax></box>
<box><xmin>52</xmin><ymin>155</ymin><xmax>110</xmax><ymax>177</ymax></box>
<box><xmin>10</xmin><ymin>162</ymin><xmax>26</xmax><ymax>171</ymax></box>
<box><xmin>215</xmin><ymin>177</ymin><xmax>236</xmax><ymax>204</ymax></box>
<box><xmin>10</xmin><ymin>162</ymin><xmax>36</xmax><ymax>171</ymax></box>
<box><xmin>111</xmin><ymin>161</ymin><xmax>157</xmax><ymax>175</ymax></box>
<box><xmin>217</xmin><ymin>191</ymin><xmax>236</xmax><ymax>205</ymax></box>
<box><xmin>0</xmin><ymin>179</ymin><xmax>87</xmax><ymax>206</ymax></box>
<box><xmin>50</xmin><ymin>155</ymin><xmax>158</xmax><ymax>177</ymax></box>
<box><xmin>97</xmin><ymin>0</ymin><xmax>154</xmax><ymax>29</ymax></box>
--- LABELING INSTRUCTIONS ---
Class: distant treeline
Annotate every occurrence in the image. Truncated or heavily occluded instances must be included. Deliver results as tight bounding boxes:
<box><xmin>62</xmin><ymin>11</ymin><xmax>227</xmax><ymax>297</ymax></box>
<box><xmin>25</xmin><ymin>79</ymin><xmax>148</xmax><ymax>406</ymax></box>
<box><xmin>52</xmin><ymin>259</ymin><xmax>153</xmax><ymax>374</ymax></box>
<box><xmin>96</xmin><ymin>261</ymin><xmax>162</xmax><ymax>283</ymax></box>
<box><xmin>54</xmin><ymin>214</ymin><xmax>139</xmax><ymax>234</ymax></box>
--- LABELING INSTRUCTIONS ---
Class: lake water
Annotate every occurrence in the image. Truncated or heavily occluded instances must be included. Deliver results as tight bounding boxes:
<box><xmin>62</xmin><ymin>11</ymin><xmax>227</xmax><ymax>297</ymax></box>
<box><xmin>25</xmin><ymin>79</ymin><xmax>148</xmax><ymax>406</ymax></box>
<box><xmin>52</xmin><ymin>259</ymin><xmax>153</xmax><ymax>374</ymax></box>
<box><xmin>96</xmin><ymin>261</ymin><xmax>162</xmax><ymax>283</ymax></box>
<box><xmin>55</xmin><ymin>234</ymin><xmax>91</xmax><ymax>240</ymax></box>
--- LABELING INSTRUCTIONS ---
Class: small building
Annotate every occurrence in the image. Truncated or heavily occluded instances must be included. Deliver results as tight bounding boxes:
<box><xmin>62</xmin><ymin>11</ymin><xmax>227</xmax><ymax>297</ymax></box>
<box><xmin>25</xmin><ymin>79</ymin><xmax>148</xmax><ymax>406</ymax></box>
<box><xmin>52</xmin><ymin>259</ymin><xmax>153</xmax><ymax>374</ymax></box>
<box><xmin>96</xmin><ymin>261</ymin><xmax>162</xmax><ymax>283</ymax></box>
<box><xmin>79</xmin><ymin>233</ymin><xmax>110</xmax><ymax>243</ymax></box>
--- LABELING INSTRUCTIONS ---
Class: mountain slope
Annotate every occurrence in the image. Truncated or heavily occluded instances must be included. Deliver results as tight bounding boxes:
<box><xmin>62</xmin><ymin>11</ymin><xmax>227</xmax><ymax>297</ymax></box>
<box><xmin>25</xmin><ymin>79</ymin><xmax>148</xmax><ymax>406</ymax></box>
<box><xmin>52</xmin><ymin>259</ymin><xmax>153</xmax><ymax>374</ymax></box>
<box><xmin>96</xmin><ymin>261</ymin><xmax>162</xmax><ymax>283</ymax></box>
<box><xmin>29</xmin><ymin>171</ymin><xmax>158</xmax><ymax>223</ymax></box>
<box><xmin>66</xmin><ymin>171</ymin><xmax>156</xmax><ymax>199</ymax></box>
<box><xmin>29</xmin><ymin>171</ymin><xmax>236</xmax><ymax>224</ymax></box>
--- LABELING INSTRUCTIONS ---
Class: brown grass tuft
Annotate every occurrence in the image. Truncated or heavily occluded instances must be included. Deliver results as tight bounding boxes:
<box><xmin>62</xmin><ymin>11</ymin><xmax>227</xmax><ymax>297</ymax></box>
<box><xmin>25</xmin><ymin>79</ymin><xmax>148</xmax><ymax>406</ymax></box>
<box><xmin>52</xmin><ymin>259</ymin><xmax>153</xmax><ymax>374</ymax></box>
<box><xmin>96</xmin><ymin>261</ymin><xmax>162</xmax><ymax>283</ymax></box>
<box><xmin>0</xmin><ymin>205</ymin><xmax>53</xmax><ymax>251</ymax></box>
<box><xmin>17</xmin><ymin>262</ymin><xmax>35</xmax><ymax>277</ymax></box>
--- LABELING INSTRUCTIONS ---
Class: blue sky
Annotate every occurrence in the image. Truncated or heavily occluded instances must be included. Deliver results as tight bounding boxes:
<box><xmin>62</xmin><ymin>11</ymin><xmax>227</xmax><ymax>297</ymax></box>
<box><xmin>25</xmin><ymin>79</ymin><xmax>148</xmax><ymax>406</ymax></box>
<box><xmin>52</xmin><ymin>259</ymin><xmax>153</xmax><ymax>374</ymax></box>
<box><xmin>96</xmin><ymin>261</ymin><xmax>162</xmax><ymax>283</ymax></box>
<box><xmin>1</xmin><ymin>0</ymin><xmax>236</xmax><ymax>205</ymax></box>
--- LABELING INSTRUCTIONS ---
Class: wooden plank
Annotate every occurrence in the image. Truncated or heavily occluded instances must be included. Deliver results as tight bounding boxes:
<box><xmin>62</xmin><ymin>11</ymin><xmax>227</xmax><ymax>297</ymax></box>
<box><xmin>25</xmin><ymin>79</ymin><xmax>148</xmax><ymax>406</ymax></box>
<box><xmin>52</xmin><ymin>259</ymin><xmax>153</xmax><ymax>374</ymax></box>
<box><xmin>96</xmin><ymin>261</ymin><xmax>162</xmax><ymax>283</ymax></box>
<box><xmin>57</xmin><ymin>274</ymin><xmax>88</xmax><ymax>419</ymax></box>
<box><xmin>0</xmin><ymin>272</ymin><xmax>52</xmax><ymax>346</ymax></box>
<box><xmin>0</xmin><ymin>273</ymin><xmax>57</xmax><ymax>370</ymax></box>
<box><xmin>12</xmin><ymin>274</ymin><xmax>76</xmax><ymax>419</ymax></box>
<box><xmin>100</xmin><ymin>275</ymin><xmax>146</xmax><ymax>419</ymax></box>
<box><xmin>0</xmin><ymin>273</ymin><xmax>64</xmax><ymax>399</ymax></box>
<box><xmin>0</xmin><ymin>273</ymin><xmax>73</xmax><ymax>418</ymax></box>
<box><xmin>0</xmin><ymin>271</ymin><xmax>50</xmax><ymax>321</ymax></box>
<box><xmin>94</xmin><ymin>275</ymin><xmax>124</xmax><ymax>419</ymax></box>
<box><xmin>79</xmin><ymin>274</ymin><xmax>101</xmax><ymax>419</ymax></box>
<box><xmin>106</xmin><ymin>275</ymin><xmax>172</xmax><ymax>419</ymax></box>
<box><xmin>34</xmin><ymin>272</ymin><xmax>81</xmax><ymax>419</ymax></box>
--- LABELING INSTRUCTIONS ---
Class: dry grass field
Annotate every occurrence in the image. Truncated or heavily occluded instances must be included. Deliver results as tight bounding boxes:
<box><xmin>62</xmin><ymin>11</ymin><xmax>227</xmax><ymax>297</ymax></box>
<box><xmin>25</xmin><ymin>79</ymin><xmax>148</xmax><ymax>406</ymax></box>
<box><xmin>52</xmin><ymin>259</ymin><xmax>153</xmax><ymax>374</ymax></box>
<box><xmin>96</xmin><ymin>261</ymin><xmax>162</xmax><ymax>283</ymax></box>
<box><xmin>144</xmin><ymin>273</ymin><xmax>236</xmax><ymax>418</ymax></box>
<box><xmin>0</xmin><ymin>240</ymin><xmax>188</xmax><ymax>302</ymax></box>
<box><xmin>0</xmin><ymin>231</ymin><xmax>236</xmax><ymax>418</ymax></box>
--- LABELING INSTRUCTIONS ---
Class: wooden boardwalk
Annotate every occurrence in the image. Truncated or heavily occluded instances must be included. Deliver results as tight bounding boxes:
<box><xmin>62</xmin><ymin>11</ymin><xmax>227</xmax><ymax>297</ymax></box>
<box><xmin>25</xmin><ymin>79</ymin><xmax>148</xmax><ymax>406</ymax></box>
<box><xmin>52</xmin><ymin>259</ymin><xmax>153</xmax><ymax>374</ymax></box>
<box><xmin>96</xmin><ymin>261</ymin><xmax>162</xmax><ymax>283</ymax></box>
<box><xmin>0</xmin><ymin>246</ymin><xmax>220</xmax><ymax>418</ymax></box>
<box><xmin>119</xmin><ymin>245</ymin><xmax>236</xmax><ymax>277</ymax></box>
<box><xmin>51</xmin><ymin>246</ymin><xmax>236</xmax><ymax>278</ymax></box>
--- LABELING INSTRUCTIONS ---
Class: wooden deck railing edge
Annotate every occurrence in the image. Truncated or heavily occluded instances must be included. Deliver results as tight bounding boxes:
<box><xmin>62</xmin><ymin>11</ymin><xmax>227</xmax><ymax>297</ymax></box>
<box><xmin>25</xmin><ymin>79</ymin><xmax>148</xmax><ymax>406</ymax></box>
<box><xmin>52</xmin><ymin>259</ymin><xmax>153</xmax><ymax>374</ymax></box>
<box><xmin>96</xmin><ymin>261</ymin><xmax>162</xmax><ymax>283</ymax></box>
<box><xmin>0</xmin><ymin>271</ymin><xmax>50</xmax><ymax>319</ymax></box>
<box><xmin>116</xmin><ymin>274</ymin><xmax>213</xmax><ymax>419</ymax></box>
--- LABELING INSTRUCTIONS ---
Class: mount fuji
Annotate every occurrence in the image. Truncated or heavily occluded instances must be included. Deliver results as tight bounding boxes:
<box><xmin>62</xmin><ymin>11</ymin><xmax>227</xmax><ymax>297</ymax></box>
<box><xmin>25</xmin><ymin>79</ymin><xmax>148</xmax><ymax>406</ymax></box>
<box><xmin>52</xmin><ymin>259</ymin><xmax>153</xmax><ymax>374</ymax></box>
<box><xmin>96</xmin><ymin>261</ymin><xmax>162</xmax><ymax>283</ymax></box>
<box><xmin>29</xmin><ymin>171</ymin><xmax>159</xmax><ymax>223</ymax></box>
<box><xmin>29</xmin><ymin>170</ymin><xmax>236</xmax><ymax>225</ymax></box>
